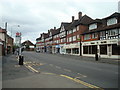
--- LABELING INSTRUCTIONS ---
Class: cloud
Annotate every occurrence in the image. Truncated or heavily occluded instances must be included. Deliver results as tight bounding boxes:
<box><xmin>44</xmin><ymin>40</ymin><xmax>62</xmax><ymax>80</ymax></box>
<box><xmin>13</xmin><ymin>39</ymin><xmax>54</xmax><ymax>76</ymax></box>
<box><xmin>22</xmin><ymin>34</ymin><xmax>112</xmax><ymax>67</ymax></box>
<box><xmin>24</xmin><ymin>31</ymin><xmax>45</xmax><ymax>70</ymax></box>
<box><xmin>0</xmin><ymin>0</ymin><xmax>119</xmax><ymax>44</ymax></box>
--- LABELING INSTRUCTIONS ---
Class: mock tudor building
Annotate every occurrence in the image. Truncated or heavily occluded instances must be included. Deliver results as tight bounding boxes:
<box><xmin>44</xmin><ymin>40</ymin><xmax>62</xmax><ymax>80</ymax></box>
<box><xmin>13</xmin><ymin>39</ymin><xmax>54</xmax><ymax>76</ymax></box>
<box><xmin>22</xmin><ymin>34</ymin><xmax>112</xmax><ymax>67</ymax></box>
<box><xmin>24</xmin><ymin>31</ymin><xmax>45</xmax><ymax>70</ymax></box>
<box><xmin>36</xmin><ymin>12</ymin><xmax>120</xmax><ymax>59</ymax></box>
<box><xmin>81</xmin><ymin>12</ymin><xmax>120</xmax><ymax>58</ymax></box>
<box><xmin>64</xmin><ymin>12</ymin><xmax>93</xmax><ymax>56</ymax></box>
<box><xmin>59</xmin><ymin>22</ymin><xmax>70</xmax><ymax>54</ymax></box>
<box><xmin>52</xmin><ymin>28</ymin><xmax>60</xmax><ymax>53</ymax></box>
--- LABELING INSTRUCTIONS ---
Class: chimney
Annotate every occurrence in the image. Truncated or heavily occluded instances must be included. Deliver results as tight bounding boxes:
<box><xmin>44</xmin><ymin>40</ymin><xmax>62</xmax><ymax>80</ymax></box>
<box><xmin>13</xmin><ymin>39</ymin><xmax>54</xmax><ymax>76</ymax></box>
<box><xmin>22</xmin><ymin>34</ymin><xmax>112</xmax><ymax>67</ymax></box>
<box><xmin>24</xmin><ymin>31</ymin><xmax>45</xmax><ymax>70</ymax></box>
<box><xmin>78</xmin><ymin>12</ymin><xmax>82</xmax><ymax>19</ymax></box>
<box><xmin>54</xmin><ymin>27</ymin><xmax>56</xmax><ymax>30</ymax></box>
<box><xmin>72</xmin><ymin>16</ymin><xmax>74</xmax><ymax>22</ymax></box>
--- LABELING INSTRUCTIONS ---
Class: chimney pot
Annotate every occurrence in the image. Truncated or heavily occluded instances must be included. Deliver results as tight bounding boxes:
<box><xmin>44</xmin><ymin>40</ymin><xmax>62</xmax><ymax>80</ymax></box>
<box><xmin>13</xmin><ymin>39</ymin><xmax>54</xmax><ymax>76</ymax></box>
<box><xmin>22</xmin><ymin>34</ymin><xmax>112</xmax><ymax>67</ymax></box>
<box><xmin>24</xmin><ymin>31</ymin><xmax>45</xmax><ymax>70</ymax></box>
<box><xmin>54</xmin><ymin>27</ymin><xmax>56</xmax><ymax>30</ymax></box>
<box><xmin>72</xmin><ymin>16</ymin><xmax>74</xmax><ymax>22</ymax></box>
<box><xmin>78</xmin><ymin>12</ymin><xmax>82</xmax><ymax>19</ymax></box>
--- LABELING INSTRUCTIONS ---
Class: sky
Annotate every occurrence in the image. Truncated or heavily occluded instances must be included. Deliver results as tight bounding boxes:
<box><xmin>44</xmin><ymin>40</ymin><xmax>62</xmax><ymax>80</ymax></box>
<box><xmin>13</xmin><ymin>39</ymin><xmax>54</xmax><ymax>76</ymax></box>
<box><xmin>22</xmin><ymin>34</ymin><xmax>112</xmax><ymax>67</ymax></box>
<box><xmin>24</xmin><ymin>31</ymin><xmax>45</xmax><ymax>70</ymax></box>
<box><xmin>0</xmin><ymin>0</ymin><xmax>119</xmax><ymax>44</ymax></box>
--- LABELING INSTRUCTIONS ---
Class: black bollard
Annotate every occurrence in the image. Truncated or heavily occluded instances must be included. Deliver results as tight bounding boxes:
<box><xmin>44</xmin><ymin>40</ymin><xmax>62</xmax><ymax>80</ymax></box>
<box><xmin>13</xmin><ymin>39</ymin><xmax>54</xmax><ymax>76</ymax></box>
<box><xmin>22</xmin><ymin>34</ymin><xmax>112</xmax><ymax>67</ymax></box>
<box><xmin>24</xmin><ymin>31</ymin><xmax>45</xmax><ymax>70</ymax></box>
<box><xmin>19</xmin><ymin>55</ymin><xmax>24</xmax><ymax>65</ymax></box>
<box><xmin>95</xmin><ymin>53</ymin><xmax>98</xmax><ymax>61</ymax></box>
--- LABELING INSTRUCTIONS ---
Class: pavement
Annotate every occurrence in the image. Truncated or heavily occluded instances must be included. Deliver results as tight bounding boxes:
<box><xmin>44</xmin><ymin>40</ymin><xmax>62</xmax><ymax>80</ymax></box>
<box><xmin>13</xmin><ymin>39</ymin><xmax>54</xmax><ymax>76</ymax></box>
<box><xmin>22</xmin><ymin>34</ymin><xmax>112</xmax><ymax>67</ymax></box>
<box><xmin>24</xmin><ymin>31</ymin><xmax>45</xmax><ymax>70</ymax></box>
<box><xmin>54</xmin><ymin>53</ymin><xmax>120</xmax><ymax>65</ymax></box>
<box><xmin>2</xmin><ymin>54</ymin><xmax>88</xmax><ymax>88</ymax></box>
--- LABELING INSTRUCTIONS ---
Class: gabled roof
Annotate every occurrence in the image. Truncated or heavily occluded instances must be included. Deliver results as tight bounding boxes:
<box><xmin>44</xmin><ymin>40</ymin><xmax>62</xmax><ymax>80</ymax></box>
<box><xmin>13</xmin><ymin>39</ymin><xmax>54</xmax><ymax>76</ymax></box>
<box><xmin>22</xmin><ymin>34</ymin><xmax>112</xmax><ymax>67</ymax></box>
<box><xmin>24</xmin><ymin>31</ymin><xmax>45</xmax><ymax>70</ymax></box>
<box><xmin>87</xmin><ymin>19</ymin><xmax>102</xmax><ymax>25</ymax></box>
<box><xmin>75</xmin><ymin>15</ymin><xmax>93</xmax><ymax>26</ymax></box>
<box><xmin>103</xmin><ymin>12</ymin><xmax>120</xmax><ymax>19</ymax></box>
<box><xmin>66</xmin><ymin>20</ymin><xmax>78</xmax><ymax>30</ymax></box>
<box><xmin>60</xmin><ymin>22</ymin><xmax>71</xmax><ymax>30</ymax></box>
<box><xmin>22</xmin><ymin>40</ymin><xmax>34</xmax><ymax>46</ymax></box>
<box><xmin>36</xmin><ymin>37</ymin><xmax>41</xmax><ymax>41</ymax></box>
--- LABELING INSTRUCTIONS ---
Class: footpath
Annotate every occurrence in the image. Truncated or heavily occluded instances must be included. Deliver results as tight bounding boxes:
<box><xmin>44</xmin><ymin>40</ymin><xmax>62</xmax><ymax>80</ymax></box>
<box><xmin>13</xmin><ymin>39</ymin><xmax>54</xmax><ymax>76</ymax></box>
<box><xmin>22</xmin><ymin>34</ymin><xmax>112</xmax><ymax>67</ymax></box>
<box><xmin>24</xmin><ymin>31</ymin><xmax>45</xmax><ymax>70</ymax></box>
<box><xmin>2</xmin><ymin>54</ymin><xmax>88</xmax><ymax>88</ymax></box>
<box><xmin>55</xmin><ymin>54</ymin><xmax>120</xmax><ymax>65</ymax></box>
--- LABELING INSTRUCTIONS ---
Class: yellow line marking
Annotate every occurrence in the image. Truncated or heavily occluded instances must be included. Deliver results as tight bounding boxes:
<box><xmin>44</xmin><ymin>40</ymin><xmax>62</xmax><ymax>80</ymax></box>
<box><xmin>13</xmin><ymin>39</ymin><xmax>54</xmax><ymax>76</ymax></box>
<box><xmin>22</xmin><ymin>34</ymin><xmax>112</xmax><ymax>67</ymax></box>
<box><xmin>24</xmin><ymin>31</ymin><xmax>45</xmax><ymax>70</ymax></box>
<box><xmin>60</xmin><ymin>75</ymin><xmax>104</xmax><ymax>90</ymax></box>
<box><xmin>27</xmin><ymin>65</ymin><xmax>39</xmax><ymax>73</ymax></box>
<box><xmin>23</xmin><ymin>62</ymin><xmax>40</xmax><ymax>73</ymax></box>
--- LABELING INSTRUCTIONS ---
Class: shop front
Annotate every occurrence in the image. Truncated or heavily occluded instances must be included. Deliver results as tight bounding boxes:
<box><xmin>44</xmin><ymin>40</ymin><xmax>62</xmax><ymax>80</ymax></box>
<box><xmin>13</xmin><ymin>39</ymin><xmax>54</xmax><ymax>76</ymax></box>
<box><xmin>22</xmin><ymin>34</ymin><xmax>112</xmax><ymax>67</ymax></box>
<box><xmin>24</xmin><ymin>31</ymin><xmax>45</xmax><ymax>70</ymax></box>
<box><xmin>64</xmin><ymin>43</ymin><xmax>80</xmax><ymax>55</ymax></box>
<box><xmin>82</xmin><ymin>39</ymin><xmax>120</xmax><ymax>58</ymax></box>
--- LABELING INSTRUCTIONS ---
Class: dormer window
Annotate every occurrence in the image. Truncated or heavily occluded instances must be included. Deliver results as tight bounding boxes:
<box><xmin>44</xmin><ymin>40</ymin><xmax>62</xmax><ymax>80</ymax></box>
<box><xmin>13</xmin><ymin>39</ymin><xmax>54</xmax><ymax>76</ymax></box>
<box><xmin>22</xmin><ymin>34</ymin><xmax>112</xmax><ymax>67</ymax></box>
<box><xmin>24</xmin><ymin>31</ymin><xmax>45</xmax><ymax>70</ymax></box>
<box><xmin>107</xmin><ymin>18</ymin><xmax>117</xmax><ymax>26</ymax></box>
<box><xmin>89</xmin><ymin>23</ymin><xmax>97</xmax><ymax>30</ymax></box>
<box><xmin>49</xmin><ymin>32</ymin><xmax>52</xmax><ymax>37</ymax></box>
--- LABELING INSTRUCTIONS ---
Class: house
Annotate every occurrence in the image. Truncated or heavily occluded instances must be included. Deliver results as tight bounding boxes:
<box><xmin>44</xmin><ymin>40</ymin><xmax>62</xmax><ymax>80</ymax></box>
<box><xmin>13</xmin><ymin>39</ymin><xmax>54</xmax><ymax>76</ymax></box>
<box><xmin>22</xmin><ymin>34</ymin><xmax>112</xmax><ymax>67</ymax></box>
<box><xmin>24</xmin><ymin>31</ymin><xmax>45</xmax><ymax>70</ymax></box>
<box><xmin>52</xmin><ymin>28</ymin><xmax>60</xmax><ymax>53</ymax></box>
<box><xmin>0</xmin><ymin>39</ymin><xmax>3</xmax><ymax>56</ymax></box>
<box><xmin>81</xmin><ymin>12</ymin><xmax>120</xmax><ymax>58</ymax></box>
<box><xmin>64</xmin><ymin>12</ymin><xmax>93</xmax><ymax>56</ymax></box>
<box><xmin>0</xmin><ymin>27</ymin><xmax>14</xmax><ymax>55</ymax></box>
<box><xmin>59</xmin><ymin>22</ymin><xmax>70</xmax><ymax>54</ymax></box>
<box><xmin>22</xmin><ymin>40</ymin><xmax>35</xmax><ymax>51</ymax></box>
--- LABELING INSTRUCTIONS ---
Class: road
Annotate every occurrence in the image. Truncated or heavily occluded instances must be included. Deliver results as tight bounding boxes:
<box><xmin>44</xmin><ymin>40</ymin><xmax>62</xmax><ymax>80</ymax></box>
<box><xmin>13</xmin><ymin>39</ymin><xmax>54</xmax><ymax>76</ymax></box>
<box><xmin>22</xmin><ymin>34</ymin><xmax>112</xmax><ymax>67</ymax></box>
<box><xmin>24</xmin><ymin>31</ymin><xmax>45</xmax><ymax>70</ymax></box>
<box><xmin>22</xmin><ymin>51</ymin><xmax>119</xmax><ymax>88</ymax></box>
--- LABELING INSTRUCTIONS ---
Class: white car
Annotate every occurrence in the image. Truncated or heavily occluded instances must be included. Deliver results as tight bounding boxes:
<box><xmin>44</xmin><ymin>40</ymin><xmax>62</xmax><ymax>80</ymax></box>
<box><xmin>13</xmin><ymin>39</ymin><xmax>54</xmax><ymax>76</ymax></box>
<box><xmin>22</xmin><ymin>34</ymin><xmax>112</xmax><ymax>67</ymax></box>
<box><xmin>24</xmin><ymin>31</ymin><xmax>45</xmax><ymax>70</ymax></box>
<box><xmin>36</xmin><ymin>49</ymin><xmax>40</xmax><ymax>53</ymax></box>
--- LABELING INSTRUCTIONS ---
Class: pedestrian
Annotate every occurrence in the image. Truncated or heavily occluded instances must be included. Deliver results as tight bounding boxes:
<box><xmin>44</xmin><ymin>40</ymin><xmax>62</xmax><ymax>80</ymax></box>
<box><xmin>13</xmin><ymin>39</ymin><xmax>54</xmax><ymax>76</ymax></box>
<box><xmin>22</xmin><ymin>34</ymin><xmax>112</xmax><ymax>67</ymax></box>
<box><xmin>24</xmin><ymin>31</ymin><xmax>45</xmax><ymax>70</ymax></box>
<box><xmin>12</xmin><ymin>47</ymin><xmax>15</xmax><ymax>54</ymax></box>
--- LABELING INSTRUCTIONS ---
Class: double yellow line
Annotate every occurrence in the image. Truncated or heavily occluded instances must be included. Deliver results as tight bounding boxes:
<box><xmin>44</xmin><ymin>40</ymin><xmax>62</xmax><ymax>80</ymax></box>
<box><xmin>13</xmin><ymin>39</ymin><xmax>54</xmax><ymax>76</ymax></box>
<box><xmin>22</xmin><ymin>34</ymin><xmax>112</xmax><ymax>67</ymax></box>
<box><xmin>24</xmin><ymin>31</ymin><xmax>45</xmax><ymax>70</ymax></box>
<box><xmin>60</xmin><ymin>75</ymin><xmax>104</xmax><ymax>90</ymax></box>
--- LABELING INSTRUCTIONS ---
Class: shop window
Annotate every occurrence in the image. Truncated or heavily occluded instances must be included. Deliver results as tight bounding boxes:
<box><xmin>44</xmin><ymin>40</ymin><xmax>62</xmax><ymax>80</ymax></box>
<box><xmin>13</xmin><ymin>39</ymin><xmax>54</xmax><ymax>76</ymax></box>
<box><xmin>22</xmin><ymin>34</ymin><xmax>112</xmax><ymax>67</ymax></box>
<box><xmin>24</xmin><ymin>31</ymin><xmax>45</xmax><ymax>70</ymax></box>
<box><xmin>112</xmin><ymin>44</ymin><xmax>120</xmax><ymax>55</ymax></box>
<box><xmin>66</xmin><ymin>49</ymin><xmax>71</xmax><ymax>54</ymax></box>
<box><xmin>89</xmin><ymin>46</ymin><xmax>92</xmax><ymax>54</ymax></box>
<box><xmin>83</xmin><ymin>46</ymin><xmax>88</xmax><ymax>54</ymax></box>
<box><xmin>92</xmin><ymin>45</ymin><xmax>97</xmax><ymax>54</ymax></box>
<box><xmin>100</xmin><ymin>45</ymin><xmax>107</xmax><ymax>55</ymax></box>
<box><xmin>72</xmin><ymin>48</ymin><xmax>79</xmax><ymax>54</ymax></box>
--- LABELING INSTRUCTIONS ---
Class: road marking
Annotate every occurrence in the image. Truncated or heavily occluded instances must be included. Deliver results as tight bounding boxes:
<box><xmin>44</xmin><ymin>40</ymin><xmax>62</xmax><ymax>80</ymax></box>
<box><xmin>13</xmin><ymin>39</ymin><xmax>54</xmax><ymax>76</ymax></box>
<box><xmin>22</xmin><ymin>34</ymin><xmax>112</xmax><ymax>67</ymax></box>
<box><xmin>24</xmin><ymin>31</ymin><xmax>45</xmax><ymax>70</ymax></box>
<box><xmin>42</xmin><ymin>72</ymin><xmax>56</xmax><ymax>75</ymax></box>
<box><xmin>77</xmin><ymin>73</ymin><xmax>87</xmax><ymax>77</ymax></box>
<box><xmin>49</xmin><ymin>64</ymin><xmax>54</xmax><ymax>66</ymax></box>
<box><xmin>60</xmin><ymin>74</ymin><xmax>103</xmax><ymax>90</ymax></box>
<box><xmin>26</xmin><ymin>65</ymin><xmax>40</xmax><ymax>73</ymax></box>
<box><xmin>24</xmin><ymin>62</ymin><xmax>40</xmax><ymax>73</ymax></box>
<box><xmin>55</xmin><ymin>66</ymin><xmax>61</xmax><ymax>69</ymax></box>
<box><xmin>64</xmin><ymin>69</ymin><xmax>71</xmax><ymax>72</ymax></box>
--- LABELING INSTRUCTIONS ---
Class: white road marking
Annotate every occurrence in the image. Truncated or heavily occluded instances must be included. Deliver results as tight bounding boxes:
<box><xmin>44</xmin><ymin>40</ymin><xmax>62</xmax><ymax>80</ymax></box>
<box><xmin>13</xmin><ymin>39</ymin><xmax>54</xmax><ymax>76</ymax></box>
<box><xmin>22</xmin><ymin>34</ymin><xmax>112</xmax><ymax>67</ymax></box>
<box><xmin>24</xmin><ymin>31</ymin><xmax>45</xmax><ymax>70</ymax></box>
<box><xmin>64</xmin><ymin>69</ymin><xmax>71</xmax><ymax>72</ymax></box>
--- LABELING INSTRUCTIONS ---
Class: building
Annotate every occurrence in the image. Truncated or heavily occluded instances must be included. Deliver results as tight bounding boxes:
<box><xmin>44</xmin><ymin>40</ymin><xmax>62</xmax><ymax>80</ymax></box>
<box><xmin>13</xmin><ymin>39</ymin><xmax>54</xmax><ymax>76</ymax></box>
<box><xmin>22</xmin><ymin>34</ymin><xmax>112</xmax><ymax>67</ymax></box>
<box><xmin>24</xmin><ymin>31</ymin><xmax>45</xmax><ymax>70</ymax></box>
<box><xmin>64</xmin><ymin>12</ymin><xmax>93</xmax><ymax>56</ymax></box>
<box><xmin>22</xmin><ymin>40</ymin><xmax>35</xmax><ymax>51</ymax></box>
<box><xmin>52</xmin><ymin>28</ymin><xmax>60</xmax><ymax>53</ymax></box>
<box><xmin>81</xmin><ymin>12</ymin><xmax>120</xmax><ymax>58</ymax></box>
<box><xmin>59</xmin><ymin>22</ymin><xmax>71</xmax><ymax>54</ymax></box>
<box><xmin>36</xmin><ymin>12</ymin><xmax>120</xmax><ymax>59</ymax></box>
<box><xmin>0</xmin><ymin>39</ymin><xmax>3</xmax><ymax>56</ymax></box>
<box><xmin>6</xmin><ymin>35</ymin><xmax>14</xmax><ymax>54</ymax></box>
<box><xmin>0</xmin><ymin>27</ymin><xmax>14</xmax><ymax>55</ymax></box>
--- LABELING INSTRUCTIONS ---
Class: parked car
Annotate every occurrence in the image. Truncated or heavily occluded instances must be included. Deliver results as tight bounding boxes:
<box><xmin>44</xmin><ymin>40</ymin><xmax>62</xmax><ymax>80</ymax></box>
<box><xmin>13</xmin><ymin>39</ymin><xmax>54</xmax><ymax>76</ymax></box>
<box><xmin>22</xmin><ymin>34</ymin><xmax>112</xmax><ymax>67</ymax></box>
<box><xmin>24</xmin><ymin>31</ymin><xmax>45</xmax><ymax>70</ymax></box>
<box><xmin>36</xmin><ymin>49</ymin><xmax>40</xmax><ymax>53</ymax></box>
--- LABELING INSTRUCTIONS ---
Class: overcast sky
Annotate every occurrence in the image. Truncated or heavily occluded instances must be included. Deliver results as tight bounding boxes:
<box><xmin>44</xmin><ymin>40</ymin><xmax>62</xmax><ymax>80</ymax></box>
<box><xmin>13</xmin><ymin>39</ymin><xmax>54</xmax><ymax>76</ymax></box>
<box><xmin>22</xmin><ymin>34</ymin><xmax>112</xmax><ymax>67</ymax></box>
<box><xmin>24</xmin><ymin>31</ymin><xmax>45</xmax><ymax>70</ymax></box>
<box><xmin>0</xmin><ymin>0</ymin><xmax>119</xmax><ymax>44</ymax></box>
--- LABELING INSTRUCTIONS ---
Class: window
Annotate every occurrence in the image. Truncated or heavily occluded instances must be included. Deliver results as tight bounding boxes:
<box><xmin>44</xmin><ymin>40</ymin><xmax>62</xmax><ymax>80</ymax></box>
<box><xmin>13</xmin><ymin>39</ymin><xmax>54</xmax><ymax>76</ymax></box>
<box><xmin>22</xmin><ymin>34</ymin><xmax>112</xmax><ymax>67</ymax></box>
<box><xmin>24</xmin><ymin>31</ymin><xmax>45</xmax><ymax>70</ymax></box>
<box><xmin>89</xmin><ymin>23</ymin><xmax>97</xmax><ymax>30</ymax></box>
<box><xmin>73</xmin><ymin>36</ymin><xmax>76</xmax><ymax>41</ymax></box>
<box><xmin>77</xmin><ymin>35</ymin><xmax>79</xmax><ymax>39</ymax></box>
<box><xmin>69</xmin><ymin>30</ymin><xmax>72</xmax><ymax>34</ymax></box>
<box><xmin>108</xmin><ymin>29</ymin><xmax>118</xmax><ymax>36</ymax></box>
<box><xmin>107</xmin><ymin>18</ymin><xmax>117</xmax><ymax>26</ymax></box>
<box><xmin>77</xmin><ymin>26</ymin><xmax>79</xmax><ymax>31</ymax></box>
<box><xmin>100</xmin><ymin>45</ymin><xmax>107</xmax><ymax>55</ymax></box>
<box><xmin>92</xmin><ymin>33</ymin><xmax>97</xmax><ymax>39</ymax></box>
<box><xmin>66</xmin><ymin>49</ymin><xmax>71</xmax><ymax>54</ymax></box>
<box><xmin>84</xmin><ymin>34</ymin><xmax>90</xmax><ymax>40</ymax></box>
<box><xmin>73</xmin><ymin>28</ymin><xmax>76</xmax><ymax>32</ymax></box>
<box><xmin>69</xmin><ymin>37</ymin><xmax>72</xmax><ymax>42</ymax></box>
<box><xmin>72</xmin><ymin>48</ymin><xmax>79</xmax><ymax>54</ymax></box>
<box><xmin>112</xmin><ymin>44</ymin><xmax>120</xmax><ymax>55</ymax></box>
<box><xmin>83</xmin><ymin>46</ymin><xmax>88</xmax><ymax>54</ymax></box>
